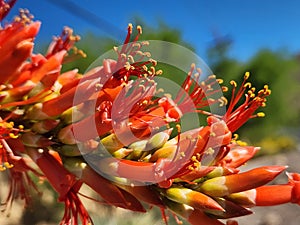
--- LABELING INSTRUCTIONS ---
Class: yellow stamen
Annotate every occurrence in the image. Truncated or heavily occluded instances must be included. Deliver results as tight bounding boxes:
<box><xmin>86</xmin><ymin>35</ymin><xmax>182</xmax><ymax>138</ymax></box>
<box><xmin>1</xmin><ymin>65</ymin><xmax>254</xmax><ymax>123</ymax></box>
<box><xmin>218</xmin><ymin>96</ymin><xmax>228</xmax><ymax>107</ymax></box>
<box><xmin>230</xmin><ymin>80</ymin><xmax>237</xmax><ymax>87</ymax></box>
<box><xmin>4</xmin><ymin>162</ymin><xmax>14</xmax><ymax>169</ymax></box>
<box><xmin>244</xmin><ymin>71</ymin><xmax>250</xmax><ymax>79</ymax></box>
<box><xmin>236</xmin><ymin>140</ymin><xmax>248</xmax><ymax>146</ymax></box>
<box><xmin>176</xmin><ymin>124</ymin><xmax>181</xmax><ymax>133</ymax></box>
<box><xmin>193</xmin><ymin>73</ymin><xmax>200</xmax><ymax>79</ymax></box>
<box><xmin>144</xmin><ymin>52</ymin><xmax>151</xmax><ymax>58</ymax></box>
<box><xmin>9</xmin><ymin>133</ymin><xmax>19</xmax><ymax>139</ymax></box>
<box><xmin>243</xmin><ymin>82</ymin><xmax>252</xmax><ymax>88</ymax></box>
<box><xmin>196</xmin><ymin>68</ymin><xmax>202</xmax><ymax>74</ymax></box>
<box><xmin>233</xmin><ymin>133</ymin><xmax>239</xmax><ymax>140</ymax></box>
<box><xmin>137</xmin><ymin>25</ymin><xmax>142</xmax><ymax>34</ymax></box>
<box><xmin>217</xmin><ymin>79</ymin><xmax>223</xmax><ymax>84</ymax></box>
<box><xmin>208</xmin><ymin>75</ymin><xmax>216</xmax><ymax>79</ymax></box>
<box><xmin>257</xmin><ymin>112</ymin><xmax>265</xmax><ymax>118</ymax></box>
<box><xmin>206</xmin><ymin>147</ymin><xmax>215</xmax><ymax>155</ymax></box>
<box><xmin>222</xmin><ymin>86</ymin><xmax>229</xmax><ymax>92</ymax></box>
<box><xmin>149</xmin><ymin>59</ymin><xmax>157</xmax><ymax>66</ymax></box>
<box><xmin>127</xmin><ymin>55</ymin><xmax>134</xmax><ymax>63</ymax></box>
<box><xmin>156</xmin><ymin>70</ymin><xmax>163</xmax><ymax>75</ymax></box>
<box><xmin>128</xmin><ymin>23</ymin><xmax>133</xmax><ymax>33</ymax></box>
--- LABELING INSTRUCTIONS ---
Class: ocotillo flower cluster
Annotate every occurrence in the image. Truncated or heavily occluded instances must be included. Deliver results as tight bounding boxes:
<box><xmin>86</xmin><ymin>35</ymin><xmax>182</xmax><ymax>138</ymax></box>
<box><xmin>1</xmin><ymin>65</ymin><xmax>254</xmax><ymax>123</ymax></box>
<box><xmin>0</xmin><ymin>1</ymin><xmax>299</xmax><ymax>225</ymax></box>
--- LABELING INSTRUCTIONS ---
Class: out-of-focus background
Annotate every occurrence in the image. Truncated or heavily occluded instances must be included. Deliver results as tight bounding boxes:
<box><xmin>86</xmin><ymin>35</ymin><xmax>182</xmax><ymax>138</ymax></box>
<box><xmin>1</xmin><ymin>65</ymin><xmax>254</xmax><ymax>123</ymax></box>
<box><xmin>1</xmin><ymin>0</ymin><xmax>300</xmax><ymax>224</ymax></box>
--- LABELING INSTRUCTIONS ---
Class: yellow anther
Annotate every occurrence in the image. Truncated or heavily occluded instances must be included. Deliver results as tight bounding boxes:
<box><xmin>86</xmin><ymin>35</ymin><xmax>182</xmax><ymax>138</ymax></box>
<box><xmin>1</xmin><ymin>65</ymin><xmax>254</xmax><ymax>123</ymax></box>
<box><xmin>190</xmin><ymin>63</ymin><xmax>196</xmax><ymax>69</ymax></box>
<box><xmin>132</xmin><ymin>42</ymin><xmax>141</xmax><ymax>48</ymax></box>
<box><xmin>7</xmin><ymin>122</ymin><xmax>14</xmax><ymax>129</ymax></box>
<box><xmin>77</xmin><ymin>49</ymin><xmax>87</xmax><ymax>58</ymax></box>
<box><xmin>138</xmin><ymin>84</ymin><xmax>146</xmax><ymax>92</ymax></box>
<box><xmin>176</xmin><ymin>124</ymin><xmax>181</xmax><ymax>133</ymax></box>
<box><xmin>243</xmin><ymin>82</ymin><xmax>252</xmax><ymax>88</ymax></box>
<box><xmin>156</xmin><ymin>70</ymin><xmax>163</xmax><ymax>75</ymax></box>
<box><xmin>230</xmin><ymin>80</ymin><xmax>237</xmax><ymax>87</ymax></box>
<box><xmin>128</xmin><ymin>23</ymin><xmax>133</xmax><ymax>33</ymax></box>
<box><xmin>124</xmin><ymin>62</ymin><xmax>131</xmax><ymax>71</ymax></box>
<box><xmin>149</xmin><ymin>59</ymin><xmax>157</xmax><ymax>66</ymax></box>
<box><xmin>121</xmin><ymin>53</ymin><xmax>127</xmax><ymax>59</ymax></box>
<box><xmin>206</xmin><ymin>147</ymin><xmax>215</xmax><ymax>155</ymax></box>
<box><xmin>208</xmin><ymin>75</ymin><xmax>216</xmax><ymax>79</ymax></box>
<box><xmin>218</xmin><ymin>99</ymin><xmax>224</xmax><ymax>107</ymax></box>
<box><xmin>247</xmin><ymin>90</ymin><xmax>255</xmax><ymax>98</ymax></box>
<box><xmin>210</xmin><ymin>131</ymin><xmax>216</xmax><ymax>137</ymax></box>
<box><xmin>257</xmin><ymin>112</ymin><xmax>265</xmax><ymax>117</ymax></box>
<box><xmin>127</xmin><ymin>55</ymin><xmax>135</xmax><ymax>63</ymax></box>
<box><xmin>141</xmin><ymin>41</ymin><xmax>149</xmax><ymax>46</ymax></box>
<box><xmin>113</xmin><ymin>46</ymin><xmax>118</xmax><ymax>52</ymax></box>
<box><xmin>156</xmin><ymin>88</ymin><xmax>164</xmax><ymax>94</ymax></box>
<box><xmin>188</xmin><ymin>165</ymin><xmax>194</xmax><ymax>171</ymax></box>
<box><xmin>193</xmin><ymin>162</ymin><xmax>201</xmax><ymax>169</ymax></box>
<box><xmin>217</xmin><ymin>78</ymin><xmax>223</xmax><ymax>84</ymax></box>
<box><xmin>9</xmin><ymin>133</ymin><xmax>19</xmax><ymax>139</ymax></box>
<box><xmin>137</xmin><ymin>25</ymin><xmax>142</xmax><ymax>34</ymax></box>
<box><xmin>233</xmin><ymin>133</ymin><xmax>239</xmax><ymax>140</ymax></box>
<box><xmin>222</xmin><ymin>86</ymin><xmax>229</xmax><ymax>92</ymax></box>
<box><xmin>219</xmin><ymin>96</ymin><xmax>228</xmax><ymax>106</ymax></box>
<box><xmin>258</xmin><ymin>90</ymin><xmax>264</xmax><ymax>95</ymax></box>
<box><xmin>142</xmin><ymin>65</ymin><xmax>148</xmax><ymax>71</ymax></box>
<box><xmin>95</xmin><ymin>83</ymin><xmax>103</xmax><ymax>91</ymax></box>
<box><xmin>244</xmin><ymin>71</ymin><xmax>250</xmax><ymax>80</ymax></box>
<box><xmin>144</xmin><ymin>52</ymin><xmax>151</xmax><ymax>58</ymax></box>
<box><xmin>4</xmin><ymin>162</ymin><xmax>13</xmax><ymax>169</ymax></box>
<box><xmin>193</xmin><ymin>73</ymin><xmax>200</xmax><ymax>79</ymax></box>
<box><xmin>236</xmin><ymin>140</ymin><xmax>248</xmax><ymax>146</ymax></box>
<box><xmin>221</xmin><ymin>96</ymin><xmax>228</xmax><ymax>105</ymax></box>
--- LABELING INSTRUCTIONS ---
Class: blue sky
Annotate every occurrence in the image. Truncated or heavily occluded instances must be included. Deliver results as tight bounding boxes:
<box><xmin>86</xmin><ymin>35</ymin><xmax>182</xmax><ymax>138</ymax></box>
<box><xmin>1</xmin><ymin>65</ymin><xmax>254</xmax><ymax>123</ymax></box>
<box><xmin>7</xmin><ymin>0</ymin><xmax>300</xmax><ymax>62</ymax></box>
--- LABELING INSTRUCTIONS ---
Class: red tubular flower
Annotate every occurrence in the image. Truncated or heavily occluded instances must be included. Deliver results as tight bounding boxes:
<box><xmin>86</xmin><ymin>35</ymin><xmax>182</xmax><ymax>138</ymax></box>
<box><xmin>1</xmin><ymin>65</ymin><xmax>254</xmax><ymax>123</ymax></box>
<box><xmin>0</xmin><ymin>119</ymin><xmax>41</xmax><ymax>212</ymax></box>
<box><xmin>26</xmin><ymin>148</ymin><xmax>95</xmax><ymax>224</ymax></box>
<box><xmin>60</xmin><ymin>185</ymin><xmax>93</xmax><ymax>225</ymax></box>
<box><xmin>218</xmin><ymin>144</ymin><xmax>260</xmax><ymax>168</ymax></box>
<box><xmin>200</xmin><ymin>166</ymin><xmax>286</xmax><ymax>197</ymax></box>
<box><xmin>287</xmin><ymin>172</ymin><xmax>300</xmax><ymax>204</ymax></box>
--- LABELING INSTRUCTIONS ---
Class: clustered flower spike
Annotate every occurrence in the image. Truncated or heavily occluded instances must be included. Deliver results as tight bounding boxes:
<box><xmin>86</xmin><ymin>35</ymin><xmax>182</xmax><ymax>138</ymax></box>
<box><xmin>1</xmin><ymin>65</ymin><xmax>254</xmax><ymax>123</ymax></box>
<box><xmin>0</xmin><ymin>1</ymin><xmax>299</xmax><ymax>225</ymax></box>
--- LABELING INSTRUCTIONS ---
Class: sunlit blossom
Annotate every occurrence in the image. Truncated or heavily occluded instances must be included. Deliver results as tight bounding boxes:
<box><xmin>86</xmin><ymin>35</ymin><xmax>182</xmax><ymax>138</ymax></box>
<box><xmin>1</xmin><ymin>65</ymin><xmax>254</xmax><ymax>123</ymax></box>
<box><xmin>0</xmin><ymin>1</ymin><xmax>299</xmax><ymax>225</ymax></box>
